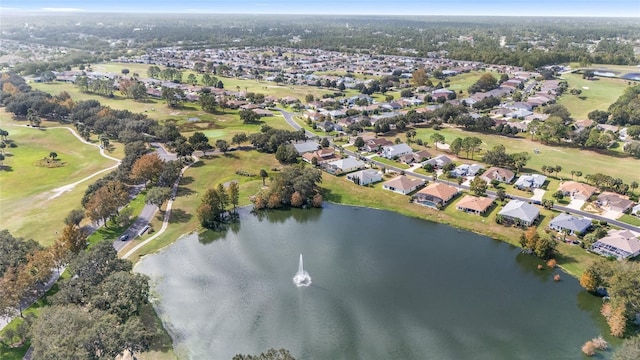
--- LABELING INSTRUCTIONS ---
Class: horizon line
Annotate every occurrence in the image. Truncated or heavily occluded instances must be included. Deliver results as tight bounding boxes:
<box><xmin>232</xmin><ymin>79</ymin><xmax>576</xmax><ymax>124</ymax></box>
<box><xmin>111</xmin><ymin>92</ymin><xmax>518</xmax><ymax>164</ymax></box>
<box><xmin>0</xmin><ymin>10</ymin><xmax>638</xmax><ymax>18</ymax></box>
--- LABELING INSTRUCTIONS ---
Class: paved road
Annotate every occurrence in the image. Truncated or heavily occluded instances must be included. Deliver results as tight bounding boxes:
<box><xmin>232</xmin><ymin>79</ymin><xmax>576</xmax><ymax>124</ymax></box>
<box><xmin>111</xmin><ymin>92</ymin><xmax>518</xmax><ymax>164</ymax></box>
<box><xmin>276</xmin><ymin>108</ymin><xmax>640</xmax><ymax>233</ymax></box>
<box><xmin>112</xmin><ymin>144</ymin><xmax>181</xmax><ymax>252</ymax></box>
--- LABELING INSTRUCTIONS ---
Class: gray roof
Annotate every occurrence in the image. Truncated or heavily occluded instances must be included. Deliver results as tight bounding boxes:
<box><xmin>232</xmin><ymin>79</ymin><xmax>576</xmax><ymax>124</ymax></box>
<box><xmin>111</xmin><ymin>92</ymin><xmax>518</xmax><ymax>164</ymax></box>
<box><xmin>549</xmin><ymin>213</ymin><xmax>591</xmax><ymax>233</ymax></box>
<box><xmin>514</xmin><ymin>174</ymin><xmax>547</xmax><ymax>188</ymax></box>
<box><xmin>293</xmin><ymin>141</ymin><xmax>319</xmax><ymax>155</ymax></box>
<box><xmin>498</xmin><ymin>200</ymin><xmax>540</xmax><ymax>223</ymax></box>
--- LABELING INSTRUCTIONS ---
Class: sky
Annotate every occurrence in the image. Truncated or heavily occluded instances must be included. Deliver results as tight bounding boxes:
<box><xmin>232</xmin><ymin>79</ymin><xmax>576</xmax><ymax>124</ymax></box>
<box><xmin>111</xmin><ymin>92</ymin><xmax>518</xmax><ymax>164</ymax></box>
<box><xmin>0</xmin><ymin>0</ymin><xmax>638</xmax><ymax>17</ymax></box>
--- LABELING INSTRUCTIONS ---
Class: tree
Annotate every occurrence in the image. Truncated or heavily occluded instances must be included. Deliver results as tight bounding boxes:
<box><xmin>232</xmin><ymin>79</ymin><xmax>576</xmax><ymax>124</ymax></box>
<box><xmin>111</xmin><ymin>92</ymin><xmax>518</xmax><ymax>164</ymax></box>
<box><xmin>99</xmin><ymin>134</ymin><xmax>110</xmax><ymax>149</ymax></box>
<box><xmin>146</xmin><ymin>186</ymin><xmax>172</xmax><ymax>207</ymax></box>
<box><xmin>27</xmin><ymin>108</ymin><xmax>41</xmax><ymax>127</ymax></box>
<box><xmin>57</xmin><ymin>223</ymin><xmax>88</xmax><ymax>254</ymax></box>
<box><xmin>215</xmin><ymin>139</ymin><xmax>229</xmax><ymax>154</ymax></box>
<box><xmin>232</xmin><ymin>133</ymin><xmax>249</xmax><ymax>147</ymax></box>
<box><xmin>411</xmin><ymin>67</ymin><xmax>428</xmax><ymax>87</ymax></box>
<box><xmin>260</xmin><ymin>169</ymin><xmax>268</xmax><ymax>186</ymax></box>
<box><xmin>187</xmin><ymin>73</ymin><xmax>197</xmax><ymax>85</ymax></box>
<box><xmin>199</xmin><ymin>92</ymin><xmax>217</xmax><ymax>113</ymax></box>
<box><xmin>64</xmin><ymin>209</ymin><xmax>85</xmax><ymax>227</ymax></box>
<box><xmin>461</xmin><ymin>136</ymin><xmax>482</xmax><ymax>159</ymax></box>
<box><xmin>240</xmin><ymin>109</ymin><xmax>260</xmax><ymax>124</ymax></box>
<box><xmin>48</xmin><ymin>151</ymin><xmax>58</xmax><ymax>160</ymax></box>
<box><xmin>84</xmin><ymin>180</ymin><xmax>129</xmax><ymax>225</ymax></box>
<box><xmin>233</xmin><ymin>348</ymin><xmax>296</xmax><ymax>360</ymax></box>
<box><xmin>131</xmin><ymin>153</ymin><xmax>164</xmax><ymax>184</ymax></box>
<box><xmin>430</xmin><ymin>133</ymin><xmax>445</xmax><ymax>150</ymax></box>
<box><xmin>354</xmin><ymin>137</ymin><xmax>365</xmax><ymax>149</ymax></box>
<box><xmin>227</xmin><ymin>181</ymin><xmax>240</xmax><ymax>214</ymax></box>
<box><xmin>468</xmin><ymin>73</ymin><xmax>498</xmax><ymax>94</ymax></box>
<box><xmin>469</xmin><ymin>177</ymin><xmax>488</xmax><ymax>196</ymax></box>
<box><xmin>189</xmin><ymin>131</ymin><xmax>213</xmax><ymax>155</ymax></box>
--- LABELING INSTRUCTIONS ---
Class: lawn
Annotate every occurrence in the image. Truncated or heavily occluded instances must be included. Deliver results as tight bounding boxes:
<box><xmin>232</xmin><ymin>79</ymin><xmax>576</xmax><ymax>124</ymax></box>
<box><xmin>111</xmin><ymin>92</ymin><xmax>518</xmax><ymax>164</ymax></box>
<box><xmin>619</xmin><ymin>214</ymin><xmax>640</xmax><ymax>227</ymax></box>
<box><xmin>445</xmin><ymin>70</ymin><xmax>495</xmax><ymax>98</ymax></box>
<box><xmin>122</xmin><ymin>150</ymin><xmax>282</xmax><ymax>262</ymax></box>
<box><xmin>408</xmin><ymin>127</ymin><xmax>640</xmax><ymax>184</ymax></box>
<box><xmin>0</xmin><ymin>114</ymin><xmax>120</xmax><ymax>245</ymax></box>
<box><xmin>556</xmin><ymin>72</ymin><xmax>630</xmax><ymax>119</ymax></box>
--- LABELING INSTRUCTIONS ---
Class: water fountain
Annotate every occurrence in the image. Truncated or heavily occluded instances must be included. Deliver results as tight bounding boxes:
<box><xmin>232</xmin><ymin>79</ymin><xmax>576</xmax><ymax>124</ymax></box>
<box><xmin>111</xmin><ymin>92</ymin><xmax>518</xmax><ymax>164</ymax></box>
<box><xmin>293</xmin><ymin>253</ymin><xmax>312</xmax><ymax>287</ymax></box>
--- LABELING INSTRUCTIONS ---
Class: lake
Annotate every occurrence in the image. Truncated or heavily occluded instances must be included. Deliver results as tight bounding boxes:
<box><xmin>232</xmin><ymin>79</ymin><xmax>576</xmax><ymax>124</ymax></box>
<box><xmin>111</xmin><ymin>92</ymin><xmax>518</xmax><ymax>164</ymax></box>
<box><xmin>136</xmin><ymin>204</ymin><xmax>610</xmax><ymax>359</ymax></box>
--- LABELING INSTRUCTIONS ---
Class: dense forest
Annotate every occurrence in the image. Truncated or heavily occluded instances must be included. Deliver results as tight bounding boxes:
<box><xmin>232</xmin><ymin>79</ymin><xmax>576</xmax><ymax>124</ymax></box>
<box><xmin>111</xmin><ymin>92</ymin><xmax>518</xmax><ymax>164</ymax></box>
<box><xmin>1</xmin><ymin>14</ymin><xmax>638</xmax><ymax>72</ymax></box>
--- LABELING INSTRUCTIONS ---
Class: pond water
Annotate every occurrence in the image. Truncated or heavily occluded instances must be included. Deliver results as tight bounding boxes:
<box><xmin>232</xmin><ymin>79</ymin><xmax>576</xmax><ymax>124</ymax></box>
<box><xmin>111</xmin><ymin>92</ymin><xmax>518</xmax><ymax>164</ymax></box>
<box><xmin>136</xmin><ymin>204</ymin><xmax>610</xmax><ymax>360</ymax></box>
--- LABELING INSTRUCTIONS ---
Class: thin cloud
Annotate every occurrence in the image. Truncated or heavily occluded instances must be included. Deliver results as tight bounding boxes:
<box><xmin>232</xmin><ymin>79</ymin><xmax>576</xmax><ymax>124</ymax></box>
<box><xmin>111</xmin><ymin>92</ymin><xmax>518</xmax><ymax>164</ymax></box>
<box><xmin>42</xmin><ymin>7</ymin><xmax>86</xmax><ymax>12</ymax></box>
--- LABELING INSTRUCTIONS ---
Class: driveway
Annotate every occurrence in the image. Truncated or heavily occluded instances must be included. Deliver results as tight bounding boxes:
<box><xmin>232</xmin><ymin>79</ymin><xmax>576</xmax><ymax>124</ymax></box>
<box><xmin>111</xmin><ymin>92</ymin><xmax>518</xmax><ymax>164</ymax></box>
<box><xmin>566</xmin><ymin>198</ymin><xmax>585</xmax><ymax>211</ymax></box>
<box><xmin>530</xmin><ymin>188</ymin><xmax>545</xmax><ymax>202</ymax></box>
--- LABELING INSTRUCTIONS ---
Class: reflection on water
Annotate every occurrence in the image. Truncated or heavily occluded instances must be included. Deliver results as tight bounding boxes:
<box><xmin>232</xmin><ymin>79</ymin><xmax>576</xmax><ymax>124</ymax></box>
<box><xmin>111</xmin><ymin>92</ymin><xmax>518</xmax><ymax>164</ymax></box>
<box><xmin>136</xmin><ymin>203</ymin><xmax>610</xmax><ymax>360</ymax></box>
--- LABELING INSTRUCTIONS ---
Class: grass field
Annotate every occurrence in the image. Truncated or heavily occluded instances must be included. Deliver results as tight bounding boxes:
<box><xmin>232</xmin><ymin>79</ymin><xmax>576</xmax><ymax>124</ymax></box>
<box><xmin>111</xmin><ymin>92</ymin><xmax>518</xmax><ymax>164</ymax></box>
<box><xmin>406</xmin><ymin>127</ymin><xmax>640</xmax><ymax>184</ymax></box>
<box><xmin>0</xmin><ymin>114</ymin><xmax>120</xmax><ymax>245</ymax></box>
<box><xmin>556</xmin><ymin>73</ymin><xmax>630</xmax><ymax>119</ymax></box>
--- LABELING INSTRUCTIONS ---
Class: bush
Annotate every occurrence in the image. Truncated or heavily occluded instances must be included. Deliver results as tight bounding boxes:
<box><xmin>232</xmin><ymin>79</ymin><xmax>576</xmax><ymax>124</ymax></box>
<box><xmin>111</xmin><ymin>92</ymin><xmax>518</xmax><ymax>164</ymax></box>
<box><xmin>582</xmin><ymin>340</ymin><xmax>597</xmax><ymax>356</ymax></box>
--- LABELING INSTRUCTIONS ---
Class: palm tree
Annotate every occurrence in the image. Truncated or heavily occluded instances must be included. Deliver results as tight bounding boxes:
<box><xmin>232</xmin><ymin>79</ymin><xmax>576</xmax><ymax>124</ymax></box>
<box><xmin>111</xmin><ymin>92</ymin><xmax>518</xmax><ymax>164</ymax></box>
<box><xmin>260</xmin><ymin>169</ymin><xmax>268</xmax><ymax>186</ymax></box>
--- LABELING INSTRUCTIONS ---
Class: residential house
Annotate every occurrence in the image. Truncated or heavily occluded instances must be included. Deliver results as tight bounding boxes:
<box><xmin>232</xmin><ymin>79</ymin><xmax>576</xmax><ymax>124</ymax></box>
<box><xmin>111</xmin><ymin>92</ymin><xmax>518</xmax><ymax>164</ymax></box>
<box><xmin>383</xmin><ymin>175</ymin><xmax>426</xmax><ymax>195</ymax></box>
<box><xmin>498</xmin><ymin>200</ymin><xmax>540</xmax><ymax>226</ymax></box>
<box><xmin>399</xmin><ymin>150</ymin><xmax>432</xmax><ymax>164</ymax></box>
<box><xmin>450</xmin><ymin>163</ymin><xmax>484</xmax><ymax>178</ymax></box>
<box><xmin>252</xmin><ymin>109</ymin><xmax>273</xmax><ymax>117</ymax></box>
<box><xmin>548</xmin><ymin>213</ymin><xmax>592</xmax><ymax>235</ymax></box>
<box><xmin>480</xmin><ymin>167</ymin><xmax>515</xmax><ymax>184</ymax></box>
<box><xmin>596</xmin><ymin>192</ymin><xmax>635</xmax><ymax>213</ymax></box>
<box><xmin>413</xmin><ymin>182</ymin><xmax>459</xmax><ymax>208</ymax></box>
<box><xmin>591</xmin><ymin>229</ymin><xmax>640</xmax><ymax>260</ymax></box>
<box><xmin>364</xmin><ymin>138</ymin><xmax>394</xmax><ymax>152</ymax></box>
<box><xmin>514</xmin><ymin>174</ymin><xmax>547</xmax><ymax>190</ymax></box>
<box><xmin>293</xmin><ymin>141</ymin><xmax>320</xmax><ymax>155</ymax></box>
<box><xmin>346</xmin><ymin>169</ymin><xmax>383</xmax><ymax>186</ymax></box>
<box><xmin>455</xmin><ymin>195</ymin><xmax>494</xmax><ymax>215</ymax></box>
<box><xmin>557</xmin><ymin>181</ymin><xmax>598</xmax><ymax>201</ymax></box>
<box><xmin>381</xmin><ymin>143</ymin><xmax>413</xmax><ymax>159</ymax></box>
<box><xmin>632</xmin><ymin>204</ymin><xmax>640</xmax><ymax>216</ymax></box>
<box><xmin>423</xmin><ymin>154</ymin><xmax>453</xmax><ymax>169</ymax></box>
<box><xmin>326</xmin><ymin>157</ymin><xmax>366</xmax><ymax>174</ymax></box>
<box><xmin>302</xmin><ymin>148</ymin><xmax>337</xmax><ymax>164</ymax></box>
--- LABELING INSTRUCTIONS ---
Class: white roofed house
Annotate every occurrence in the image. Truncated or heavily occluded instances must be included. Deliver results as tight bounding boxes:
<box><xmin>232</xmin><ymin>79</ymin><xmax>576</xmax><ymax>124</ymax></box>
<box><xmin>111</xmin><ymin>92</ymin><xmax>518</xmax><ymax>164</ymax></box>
<box><xmin>381</xmin><ymin>143</ymin><xmax>413</xmax><ymax>159</ymax></box>
<box><xmin>326</xmin><ymin>156</ymin><xmax>366</xmax><ymax>175</ymax></box>
<box><xmin>591</xmin><ymin>230</ymin><xmax>640</xmax><ymax>260</ymax></box>
<box><xmin>548</xmin><ymin>213</ymin><xmax>592</xmax><ymax>236</ymax></box>
<box><xmin>514</xmin><ymin>174</ymin><xmax>547</xmax><ymax>190</ymax></box>
<box><xmin>498</xmin><ymin>200</ymin><xmax>540</xmax><ymax>227</ymax></box>
<box><xmin>346</xmin><ymin>169</ymin><xmax>383</xmax><ymax>186</ymax></box>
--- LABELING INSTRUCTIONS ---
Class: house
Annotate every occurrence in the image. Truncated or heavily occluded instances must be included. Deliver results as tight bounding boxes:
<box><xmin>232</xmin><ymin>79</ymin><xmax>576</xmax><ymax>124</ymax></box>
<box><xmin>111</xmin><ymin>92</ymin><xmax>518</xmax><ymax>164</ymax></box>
<box><xmin>302</xmin><ymin>148</ymin><xmax>337</xmax><ymax>164</ymax></box>
<box><xmin>514</xmin><ymin>174</ymin><xmax>547</xmax><ymax>190</ymax></box>
<box><xmin>632</xmin><ymin>204</ymin><xmax>640</xmax><ymax>216</ymax></box>
<box><xmin>383</xmin><ymin>175</ymin><xmax>426</xmax><ymax>195</ymax></box>
<box><xmin>596</xmin><ymin>192</ymin><xmax>635</xmax><ymax>213</ymax></box>
<box><xmin>413</xmin><ymin>182</ymin><xmax>459</xmax><ymax>208</ymax></box>
<box><xmin>293</xmin><ymin>141</ymin><xmax>320</xmax><ymax>155</ymax></box>
<box><xmin>498</xmin><ymin>200</ymin><xmax>540</xmax><ymax>226</ymax></box>
<box><xmin>450</xmin><ymin>163</ymin><xmax>484</xmax><ymax>177</ymax></box>
<box><xmin>381</xmin><ymin>143</ymin><xmax>413</xmax><ymax>159</ymax></box>
<box><xmin>398</xmin><ymin>150</ymin><xmax>432</xmax><ymax>164</ymax></box>
<box><xmin>456</xmin><ymin>195</ymin><xmax>494</xmax><ymax>215</ymax></box>
<box><xmin>591</xmin><ymin>229</ymin><xmax>640</xmax><ymax>260</ymax></box>
<box><xmin>346</xmin><ymin>169</ymin><xmax>383</xmax><ymax>186</ymax></box>
<box><xmin>548</xmin><ymin>213</ymin><xmax>592</xmax><ymax>235</ymax></box>
<box><xmin>480</xmin><ymin>167</ymin><xmax>515</xmax><ymax>184</ymax></box>
<box><xmin>364</xmin><ymin>138</ymin><xmax>394</xmax><ymax>152</ymax></box>
<box><xmin>423</xmin><ymin>155</ymin><xmax>453</xmax><ymax>169</ymax></box>
<box><xmin>557</xmin><ymin>181</ymin><xmax>599</xmax><ymax>201</ymax></box>
<box><xmin>252</xmin><ymin>109</ymin><xmax>273</xmax><ymax>117</ymax></box>
<box><xmin>326</xmin><ymin>156</ymin><xmax>366</xmax><ymax>174</ymax></box>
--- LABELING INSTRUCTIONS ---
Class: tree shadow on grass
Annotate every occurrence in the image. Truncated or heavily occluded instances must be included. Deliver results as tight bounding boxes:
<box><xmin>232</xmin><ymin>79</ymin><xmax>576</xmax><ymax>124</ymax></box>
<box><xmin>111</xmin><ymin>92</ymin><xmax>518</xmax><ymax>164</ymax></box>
<box><xmin>175</xmin><ymin>186</ymin><xmax>196</xmax><ymax>197</ymax></box>
<box><xmin>0</xmin><ymin>165</ymin><xmax>14</xmax><ymax>172</ymax></box>
<box><xmin>319</xmin><ymin>188</ymin><xmax>342</xmax><ymax>203</ymax></box>
<box><xmin>222</xmin><ymin>152</ymin><xmax>239</xmax><ymax>159</ymax></box>
<box><xmin>189</xmin><ymin>160</ymin><xmax>204</xmax><ymax>168</ymax></box>
<box><xmin>167</xmin><ymin>209</ymin><xmax>192</xmax><ymax>224</ymax></box>
<box><xmin>179</xmin><ymin>176</ymin><xmax>194</xmax><ymax>186</ymax></box>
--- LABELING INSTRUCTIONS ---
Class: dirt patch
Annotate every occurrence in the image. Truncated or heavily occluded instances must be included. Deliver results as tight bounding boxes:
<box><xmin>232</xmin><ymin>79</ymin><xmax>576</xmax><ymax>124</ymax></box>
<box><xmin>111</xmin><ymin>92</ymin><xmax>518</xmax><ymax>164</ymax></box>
<box><xmin>35</xmin><ymin>158</ymin><xmax>67</xmax><ymax>168</ymax></box>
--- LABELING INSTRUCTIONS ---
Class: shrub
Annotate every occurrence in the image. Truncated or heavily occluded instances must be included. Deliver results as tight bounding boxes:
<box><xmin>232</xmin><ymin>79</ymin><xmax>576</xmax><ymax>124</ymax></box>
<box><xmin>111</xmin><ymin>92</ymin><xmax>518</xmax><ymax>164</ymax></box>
<box><xmin>554</xmin><ymin>274</ymin><xmax>561</xmax><ymax>281</ymax></box>
<box><xmin>591</xmin><ymin>336</ymin><xmax>608</xmax><ymax>350</ymax></box>
<box><xmin>582</xmin><ymin>340</ymin><xmax>596</xmax><ymax>356</ymax></box>
<box><xmin>547</xmin><ymin>259</ymin><xmax>557</xmax><ymax>268</ymax></box>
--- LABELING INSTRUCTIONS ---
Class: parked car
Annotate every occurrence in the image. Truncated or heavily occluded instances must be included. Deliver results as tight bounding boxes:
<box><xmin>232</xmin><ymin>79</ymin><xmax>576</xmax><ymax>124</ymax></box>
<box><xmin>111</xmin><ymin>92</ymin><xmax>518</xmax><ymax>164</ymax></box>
<box><xmin>119</xmin><ymin>233</ymin><xmax>129</xmax><ymax>241</ymax></box>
